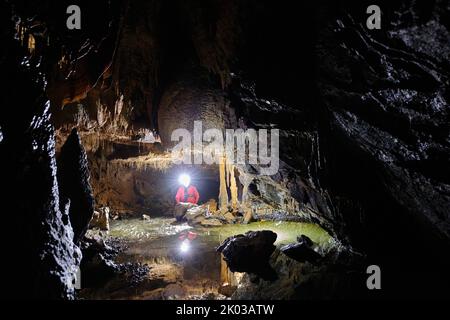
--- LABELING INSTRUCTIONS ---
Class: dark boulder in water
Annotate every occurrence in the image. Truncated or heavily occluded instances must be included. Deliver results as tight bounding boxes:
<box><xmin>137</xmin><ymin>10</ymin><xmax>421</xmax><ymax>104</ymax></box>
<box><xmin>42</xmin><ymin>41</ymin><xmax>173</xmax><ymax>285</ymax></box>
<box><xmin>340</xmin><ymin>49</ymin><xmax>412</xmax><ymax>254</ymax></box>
<box><xmin>280</xmin><ymin>242</ymin><xmax>322</xmax><ymax>264</ymax></box>
<box><xmin>297</xmin><ymin>234</ymin><xmax>314</xmax><ymax>247</ymax></box>
<box><xmin>217</xmin><ymin>230</ymin><xmax>278</xmax><ymax>280</ymax></box>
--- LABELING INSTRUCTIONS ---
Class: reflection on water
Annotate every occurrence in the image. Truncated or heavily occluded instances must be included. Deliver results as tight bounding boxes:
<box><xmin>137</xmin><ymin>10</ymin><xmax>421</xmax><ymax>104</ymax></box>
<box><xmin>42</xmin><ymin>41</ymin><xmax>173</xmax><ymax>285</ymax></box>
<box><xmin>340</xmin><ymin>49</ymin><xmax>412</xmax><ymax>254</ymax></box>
<box><xmin>195</xmin><ymin>220</ymin><xmax>332</xmax><ymax>247</ymax></box>
<box><xmin>85</xmin><ymin>217</ymin><xmax>334</xmax><ymax>299</ymax></box>
<box><xmin>109</xmin><ymin>217</ymin><xmax>332</xmax><ymax>248</ymax></box>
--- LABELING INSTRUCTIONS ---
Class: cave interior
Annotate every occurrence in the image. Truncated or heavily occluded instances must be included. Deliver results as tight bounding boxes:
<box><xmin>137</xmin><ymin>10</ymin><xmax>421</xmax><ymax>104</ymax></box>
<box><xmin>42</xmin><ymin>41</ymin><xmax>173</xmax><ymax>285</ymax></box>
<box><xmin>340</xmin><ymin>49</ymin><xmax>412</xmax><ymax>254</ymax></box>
<box><xmin>1</xmin><ymin>0</ymin><xmax>449</xmax><ymax>300</ymax></box>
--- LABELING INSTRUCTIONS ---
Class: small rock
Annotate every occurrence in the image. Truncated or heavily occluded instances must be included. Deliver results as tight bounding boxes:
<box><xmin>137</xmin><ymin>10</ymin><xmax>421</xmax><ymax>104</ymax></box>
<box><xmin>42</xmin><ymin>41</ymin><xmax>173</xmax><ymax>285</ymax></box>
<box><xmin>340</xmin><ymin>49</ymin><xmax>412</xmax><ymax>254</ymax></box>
<box><xmin>110</xmin><ymin>211</ymin><xmax>119</xmax><ymax>220</ymax></box>
<box><xmin>205</xmin><ymin>199</ymin><xmax>218</xmax><ymax>213</ymax></box>
<box><xmin>223</xmin><ymin>211</ymin><xmax>236</xmax><ymax>222</ymax></box>
<box><xmin>142</xmin><ymin>214</ymin><xmax>151</xmax><ymax>221</ymax></box>
<box><xmin>218</xmin><ymin>283</ymin><xmax>237</xmax><ymax>297</ymax></box>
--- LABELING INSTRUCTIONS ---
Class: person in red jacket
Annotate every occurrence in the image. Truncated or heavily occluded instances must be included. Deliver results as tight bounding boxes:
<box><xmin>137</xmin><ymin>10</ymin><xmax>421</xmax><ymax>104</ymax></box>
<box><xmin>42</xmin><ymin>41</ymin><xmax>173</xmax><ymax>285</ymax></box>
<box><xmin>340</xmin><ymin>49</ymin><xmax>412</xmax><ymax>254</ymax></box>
<box><xmin>175</xmin><ymin>174</ymin><xmax>200</xmax><ymax>204</ymax></box>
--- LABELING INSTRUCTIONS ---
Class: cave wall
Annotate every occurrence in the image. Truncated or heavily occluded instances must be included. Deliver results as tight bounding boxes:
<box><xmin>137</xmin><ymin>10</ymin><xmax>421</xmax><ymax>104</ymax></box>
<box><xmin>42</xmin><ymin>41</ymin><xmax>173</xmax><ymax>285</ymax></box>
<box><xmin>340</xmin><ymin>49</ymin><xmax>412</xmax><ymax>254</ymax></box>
<box><xmin>0</xmin><ymin>0</ymin><xmax>126</xmax><ymax>299</ymax></box>
<box><xmin>317</xmin><ymin>0</ymin><xmax>450</xmax><ymax>261</ymax></box>
<box><xmin>1</xmin><ymin>2</ymin><xmax>81</xmax><ymax>298</ymax></box>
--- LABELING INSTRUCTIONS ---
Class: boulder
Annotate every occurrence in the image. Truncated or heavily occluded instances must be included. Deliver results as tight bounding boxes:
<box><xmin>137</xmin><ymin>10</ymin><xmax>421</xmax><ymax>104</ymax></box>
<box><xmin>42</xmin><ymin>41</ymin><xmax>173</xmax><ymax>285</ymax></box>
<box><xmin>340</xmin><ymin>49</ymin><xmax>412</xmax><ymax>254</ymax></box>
<box><xmin>174</xmin><ymin>202</ymin><xmax>197</xmax><ymax>221</ymax></box>
<box><xmin>217</xmin><ymin>231</ymin><xmax>278</xmax><ymax>280</ymax></box>
<box><xmin>89</xmin><ymin>207</ymin><xmax>110</xmax><ymax>231</ymax></box>
<box><xmin>280</xmin><ymin>242</ymin><xmax>322</xmax><ymax>264</ymax></box>
<box><xmin>185</xmin><ymin>206</ymin><xmax>208</xmax><ymax>226</ymax></box>
<box><xmin>297</xmin><ymin>234</ymin><xmax>314</xmax><ymax>247</ymax></box>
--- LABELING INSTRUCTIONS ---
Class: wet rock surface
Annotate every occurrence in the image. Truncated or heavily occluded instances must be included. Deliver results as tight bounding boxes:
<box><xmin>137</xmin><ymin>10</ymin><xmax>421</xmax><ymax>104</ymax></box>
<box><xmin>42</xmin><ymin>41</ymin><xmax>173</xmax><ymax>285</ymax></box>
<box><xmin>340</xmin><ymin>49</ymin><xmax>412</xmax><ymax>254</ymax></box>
<box><xmin>280</xmin><ymin>235</ymin><xmax>322</xmax><ymax>264</ymax></box>
<box><xmin>217</xmin><ymin>231</ymin><xmax>278</xmax><ymax>280</ymax></box>
<box><xmin>79</xmin><ymin>234</ymin><xmax>151</xmax><ymax>299</ymax></box>
<box><xmin>297</xmin><ymin>235</ymin><xmax>314</xmax><ymax>247</ymax></box>
<box><xmin>316</xmin><ymin>2</ymin><xmax>450</xmax><ymax>293</ymax></box>
<box><xmin>232</xmin><ymin>245</ymin><xmax>367</xmax><ymax>300</ymax></box>
<box><xmin>280</xmin><ymin>242</ymin><xmax>322</xmax><ymax>265</ymax></box>
<box><xmin>0</xmin><ymin>2</ymin><xmax>82</xmax><ymax>299</ymax></box>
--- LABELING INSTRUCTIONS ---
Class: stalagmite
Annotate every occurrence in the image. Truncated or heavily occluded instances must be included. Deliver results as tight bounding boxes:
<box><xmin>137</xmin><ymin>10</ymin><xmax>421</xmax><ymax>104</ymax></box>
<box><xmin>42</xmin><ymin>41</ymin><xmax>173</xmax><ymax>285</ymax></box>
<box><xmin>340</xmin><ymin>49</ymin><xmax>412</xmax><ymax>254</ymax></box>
<box><xmin>227</xmin><ymin>163</ymin><xmax>239</xmax><ymax>211</ymax></box>
<box><xmin>237</xmin><ymin>169</ymin><xmax>254</xmax><ymax>223</ymax></box>
<box><xmin>220</xmin><ymin>254</ymin><xmax>232</xmax><ymax>284</ymax></box>
<box><xmin>219</xmin><ymin>156</ymin><xmax>228</xmax><ymax>211</ymax></box>
<box><xmin>238</xmin><ymin>170</ymin><xmax>253</xmax><ymax>206</ymax></box>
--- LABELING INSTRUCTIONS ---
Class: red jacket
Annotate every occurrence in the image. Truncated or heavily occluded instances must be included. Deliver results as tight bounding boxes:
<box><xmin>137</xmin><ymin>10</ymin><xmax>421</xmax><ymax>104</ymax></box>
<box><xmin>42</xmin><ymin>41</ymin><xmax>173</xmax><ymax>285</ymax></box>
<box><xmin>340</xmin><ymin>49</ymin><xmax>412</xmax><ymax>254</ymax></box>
<box><xmin>176</xmin><ymin>186</ymin><xmax>200</xmax><ymax>204</ymax></box>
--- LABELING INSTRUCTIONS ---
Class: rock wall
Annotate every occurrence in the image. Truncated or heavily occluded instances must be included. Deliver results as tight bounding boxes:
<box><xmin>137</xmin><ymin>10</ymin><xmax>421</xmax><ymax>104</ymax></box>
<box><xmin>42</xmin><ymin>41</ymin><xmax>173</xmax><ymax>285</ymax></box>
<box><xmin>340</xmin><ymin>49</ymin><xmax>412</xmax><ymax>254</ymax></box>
<box><xmin>317</xmin><ymin>0</ymin><xmax>450</xmax><ymax>257</ymax></box>
<box><xmin>1</xmin><ymin>2</ymin><xmax>80</xmax><ymax>298</ymax></box>
<box><xmin>58</xmin><ymin>128</ymin><xmax>95</xmax><ymax>244</ymax></box>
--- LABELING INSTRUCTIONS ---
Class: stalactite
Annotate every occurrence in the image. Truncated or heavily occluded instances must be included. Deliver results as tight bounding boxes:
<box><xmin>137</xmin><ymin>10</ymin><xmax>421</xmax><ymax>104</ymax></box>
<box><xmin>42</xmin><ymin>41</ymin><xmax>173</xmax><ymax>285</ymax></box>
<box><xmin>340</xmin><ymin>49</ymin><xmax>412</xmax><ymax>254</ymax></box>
<box><xmin>220</xmin><ymin>254</ymin><xmax>230</xmax><ymax>283</ymax></box>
